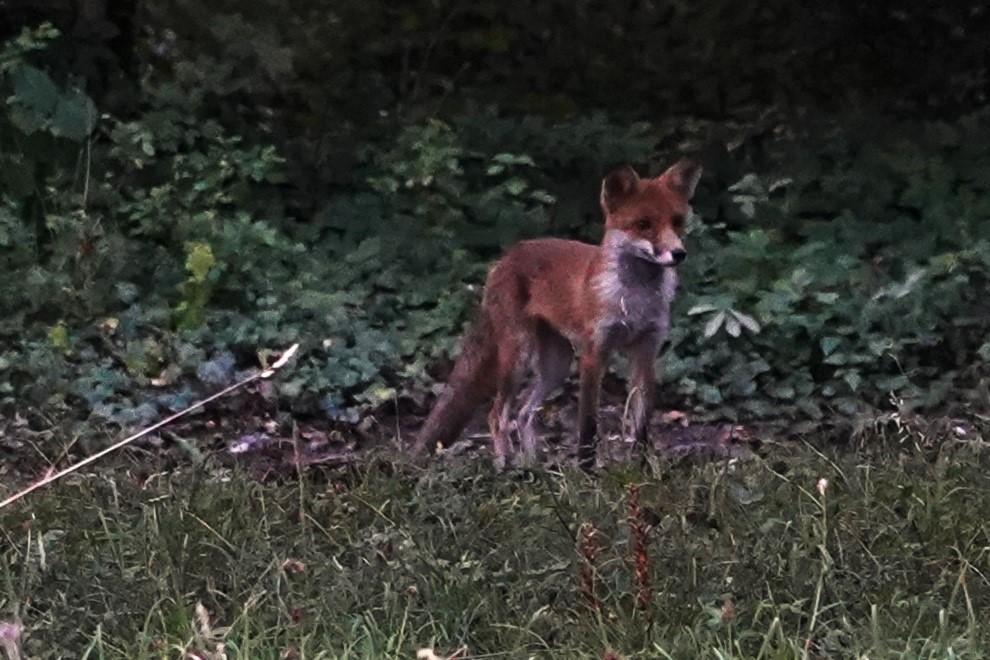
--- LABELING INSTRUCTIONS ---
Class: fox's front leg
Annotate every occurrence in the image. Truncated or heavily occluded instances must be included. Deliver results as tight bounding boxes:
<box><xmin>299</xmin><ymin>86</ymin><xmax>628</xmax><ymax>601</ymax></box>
<box><xmin>627</xmin><ymin>342</ymin><xmax>658</xmax><ymax>454</ymax></box>
<box><xmin>630</xmin><ymin>357</ymin><xmax>656</xmax><ymax>451</ymax></box>
<box><xmin>577</xmin><ymin>347</ymin><xmax>607</xmax><ymax>470</ymax></box>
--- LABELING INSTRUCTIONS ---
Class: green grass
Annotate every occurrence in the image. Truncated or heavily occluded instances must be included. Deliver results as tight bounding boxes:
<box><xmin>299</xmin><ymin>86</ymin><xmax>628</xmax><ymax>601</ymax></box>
<box><xmin>2</xmin><ymin>430</ymin><xmax>990</xmax><ymax>659</ymax></box>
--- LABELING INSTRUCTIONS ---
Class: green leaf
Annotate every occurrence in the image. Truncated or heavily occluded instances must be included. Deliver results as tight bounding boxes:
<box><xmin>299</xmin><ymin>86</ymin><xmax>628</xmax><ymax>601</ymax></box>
<box><xmin>688</xmin><ymin>303</ymin><xmax>719</xmax><ymax>316</ymax></box>
<box><xmin>698</xmin><ymin>384</ymin><xmax>723</xmax><ymax>405</ymax></box>
<box><xmin>725</xmin><ymin>315</ymin><xmax>741</xmax><ymax>337</ymax></box>
<box><xmin>732</xmin><ymin>310</ymin><xmax>761</xmax><ymax>334</ymax></box>
<box><xmin>51</xmin><ymin>89</ymin><xmax>96</xmax><ymax>140</ymax></box>
<box><xmin>368</xmin><ymin>386</ymin><xmax>396</xmax><ymax>404</ymax></box>
<box><xmin>727</xmin><ymin>173</ymin><xmax>763</xmax><ymax>195</ymax></box>
<box><xmin>823</xmin><ymin>352</ymin><xmax>847</xmax><ymax>365</ymax></box>
<box><xmin>529</xmin><ymin>189</ymin><xmax>555</xmax><ymax>204</ymax></box>
<box><xmin>874</xmin><ymin>374</ymin><xmax>909</xmax><ymax>391</ymax></box>
<box><xmin>493</xmin><ymin>153</ymin><xmax>532</xmax><ymax>165</ymax></box>
<box><xmin>741</xmin><ymin>398</ymin><xmax>775</xmax><ymax>416</ymax></box>
<box><xmin>185</xmin><ymin>243</ymin><xmax>216</xmax><ymax>282</ymax></box>
<box><xmin>347</xmin><ymin>237</ymin><xmax>383</xmax><ymax>264</ymax></box>
<box><xmin>820</xmin><ymin>336</ymin><xmax>841</xmax><ymax>356</ymax></box>
<box><xmin>868</xmin><ymin>338</ymin><xmax>893</xmax><ymax>356</ymax></box>
<box><xmin>11</xmin><ymin>65</ymin><xmax>59</xmax><ymax>115</ymax></box>
<box><xmin>505</xmin><ymin>177</ymin><xmax>527</xmax><ymax>196</ymax></box>
<box><xmin>767</xmin><ymin>384</ymin><xmax>795</xmax><ymax>400</ymax></box>
<box><xmin>703</xmin><ymin>311</ymin><xmax>726</xmax><ymax>339</ymax></box>
<box><xmin>814</xmin><ymin>292</ymin><xmax>839</xmax><ymax>305</ymax></box>
<box><xmin>49</xmin><ymin>322</ymin><xmax>70</xmax><ymax>352</ymax></box>
<box><xmin>8</xmin><ymin>104</ymin><xmax>46</xmax><ymax>134</ymax></box>
<box><xmin>796</xmin><ymin>398</ymin><xmax>823</xmax><ymax>419</ymax></box>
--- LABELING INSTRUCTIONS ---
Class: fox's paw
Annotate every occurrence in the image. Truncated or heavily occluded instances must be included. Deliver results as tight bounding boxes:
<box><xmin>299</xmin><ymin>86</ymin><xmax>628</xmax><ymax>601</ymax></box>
<box><xmin>510</xmin><ymin>450</ymin><xmax>544</xmax><ymax>472</ymax></box>
<box><xmin>577</xmin><ymin>450</ymin><xmax>598</xmax><ymax>473</ymax></box>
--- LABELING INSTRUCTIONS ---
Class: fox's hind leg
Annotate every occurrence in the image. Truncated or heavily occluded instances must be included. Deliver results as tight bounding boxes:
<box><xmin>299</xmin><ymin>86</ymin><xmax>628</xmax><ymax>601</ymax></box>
<box><xmin>517</xmin><ymin>324</ymin><xmax>573</xmax><ymax>463</ymax></box>
<box><xmin>487</xmin><ymin>330</ymin><xmax>531</xmax><ymax>470</ymax></box>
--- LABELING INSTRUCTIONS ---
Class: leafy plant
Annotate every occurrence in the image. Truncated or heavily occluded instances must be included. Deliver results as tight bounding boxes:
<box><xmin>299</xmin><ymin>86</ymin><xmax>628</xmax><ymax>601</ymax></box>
<box><xmin>2</xmin><ymin>20</ymin><xmax>989</xmax><ymax>437</ymax></box>
<box><xmin>176</xmin><ymin>242</ymin><xmax>218</xmax><ymax>330</ymax></box>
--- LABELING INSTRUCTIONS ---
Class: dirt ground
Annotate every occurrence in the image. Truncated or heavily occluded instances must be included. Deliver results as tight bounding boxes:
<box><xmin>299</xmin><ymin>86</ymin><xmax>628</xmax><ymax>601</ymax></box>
<box><xmin>0</xmin><ymin>381</ymin><xmax>763</xmax><ymax>494</ymax></box>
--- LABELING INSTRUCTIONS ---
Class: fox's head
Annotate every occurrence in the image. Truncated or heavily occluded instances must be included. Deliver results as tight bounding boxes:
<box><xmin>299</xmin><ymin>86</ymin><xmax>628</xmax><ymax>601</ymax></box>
<box><xmin>599</xmin><ymin>158</ymin><xmax>703</xmax><ymax>267</ymax></box>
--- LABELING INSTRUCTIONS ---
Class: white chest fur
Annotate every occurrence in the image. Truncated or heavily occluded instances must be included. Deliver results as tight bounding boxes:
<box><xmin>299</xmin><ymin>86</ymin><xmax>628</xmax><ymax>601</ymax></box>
<box><xmin>593</xmin><ymin>247</ymin><xmax>678</xmax><ymax>350</ymax></box>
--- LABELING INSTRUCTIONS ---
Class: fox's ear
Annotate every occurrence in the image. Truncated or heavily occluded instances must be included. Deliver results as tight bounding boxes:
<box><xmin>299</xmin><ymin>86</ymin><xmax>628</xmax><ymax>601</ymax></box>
<box><xmin>600</xmin><ymin>166</ymin><xmax>640</xmax><ymax>213</ymax></box>
<box><xmin>659</xmin><ymin>158</ymin><xmax>703</xmax><ymax>200</ymax></box>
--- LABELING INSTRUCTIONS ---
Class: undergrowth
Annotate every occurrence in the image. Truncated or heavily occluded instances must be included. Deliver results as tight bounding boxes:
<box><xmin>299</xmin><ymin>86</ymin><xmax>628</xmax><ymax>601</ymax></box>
<box><xmin>1</xmin><ymin>26</ymin><xmax>990</xmax><ymax>439</ymax></box>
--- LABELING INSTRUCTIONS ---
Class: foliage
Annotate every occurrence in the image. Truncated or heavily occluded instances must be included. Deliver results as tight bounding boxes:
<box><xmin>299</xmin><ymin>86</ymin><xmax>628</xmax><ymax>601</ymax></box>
<box><xmin>1</xmin><ymin>9</ymin><xmax>989</xmax><ymax>435</ymax></box>
<box><xmin>669</xmin><ymin>114</ymin><xmax>990</xmax><ymax>420</ymax></box>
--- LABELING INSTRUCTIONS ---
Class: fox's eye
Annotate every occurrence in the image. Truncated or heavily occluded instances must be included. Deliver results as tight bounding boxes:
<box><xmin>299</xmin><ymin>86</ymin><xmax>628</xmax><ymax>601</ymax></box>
<box><xmin>672</xmin><ymin>214</ymin><xmax>686</xmax><ymax>230</ymax></box>
<box><xmin>633</xmin><ymin>218</ymin><xmax>651</xmax><ymax>232</ymax></box>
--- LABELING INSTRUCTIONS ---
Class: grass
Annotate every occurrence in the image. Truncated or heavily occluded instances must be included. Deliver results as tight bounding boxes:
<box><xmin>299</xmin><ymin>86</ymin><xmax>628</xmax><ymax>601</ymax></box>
<box><xmin>2</xmin><ymin>426</ymin><xmax>990</xmax><ymax>659</ymax></box>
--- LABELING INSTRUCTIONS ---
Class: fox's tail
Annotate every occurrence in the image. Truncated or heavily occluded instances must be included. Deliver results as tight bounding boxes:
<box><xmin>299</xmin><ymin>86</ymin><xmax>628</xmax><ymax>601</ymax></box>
<box><xmin>412</xmin><ymin>312</ymin><xmax>498</xmax><ymax>455</ymax></box>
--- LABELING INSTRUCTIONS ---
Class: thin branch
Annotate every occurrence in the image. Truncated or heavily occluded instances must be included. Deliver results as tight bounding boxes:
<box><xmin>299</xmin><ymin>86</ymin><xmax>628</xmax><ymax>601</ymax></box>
<box><xmin>0</xmin><ymin>344</ymin><xmax>300</xmax><ymax>511</ymax></box>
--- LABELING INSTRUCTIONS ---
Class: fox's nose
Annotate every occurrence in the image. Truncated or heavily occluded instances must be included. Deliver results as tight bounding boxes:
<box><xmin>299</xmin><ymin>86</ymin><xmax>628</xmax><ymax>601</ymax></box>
<box><xmin>671</xmin><ymin>248</ymin><xmax>687</xmax><ymax>264</ymax></box>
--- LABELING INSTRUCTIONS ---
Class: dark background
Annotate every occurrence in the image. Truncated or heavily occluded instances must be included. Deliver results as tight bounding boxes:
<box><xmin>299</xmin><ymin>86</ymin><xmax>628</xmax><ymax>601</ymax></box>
<box><xmin>1</xmin><ymin>0</ymin><xmax>988</xmax><ymax>430</ymax></box>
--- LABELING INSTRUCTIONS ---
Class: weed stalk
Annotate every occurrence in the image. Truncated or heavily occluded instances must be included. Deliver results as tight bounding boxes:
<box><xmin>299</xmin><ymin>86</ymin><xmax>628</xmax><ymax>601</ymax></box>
<box><xmin>626</xmin><ymin>484</ymin><xmax>652</xmax><ymax>615</ymax></box>
<box><xmin>578</xmin><ymin>522</ymin><xmax>601</xmax><ymax>612</ymax></box>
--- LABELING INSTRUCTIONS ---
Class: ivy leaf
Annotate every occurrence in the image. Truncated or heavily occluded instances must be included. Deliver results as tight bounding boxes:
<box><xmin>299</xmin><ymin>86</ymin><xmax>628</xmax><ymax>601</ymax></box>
<box><xmin>196</xmin><ymin>351</ymin><xmax>236</xmax><ymax>386</ymax></box>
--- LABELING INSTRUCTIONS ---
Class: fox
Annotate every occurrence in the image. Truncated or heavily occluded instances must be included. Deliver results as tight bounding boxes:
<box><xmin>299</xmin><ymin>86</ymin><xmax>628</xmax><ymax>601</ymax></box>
<box><xmin>412</xmin><ymin>158</ymin><xmax>703</xmax><ymax>469</ymax></box>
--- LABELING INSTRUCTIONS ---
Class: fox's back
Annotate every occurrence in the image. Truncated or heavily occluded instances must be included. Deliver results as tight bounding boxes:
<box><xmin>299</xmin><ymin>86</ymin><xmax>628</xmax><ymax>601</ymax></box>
<box><xmin>483</xmin><ymin>238</ymin><xmax>600</xmax><ymax>343</ymax></box>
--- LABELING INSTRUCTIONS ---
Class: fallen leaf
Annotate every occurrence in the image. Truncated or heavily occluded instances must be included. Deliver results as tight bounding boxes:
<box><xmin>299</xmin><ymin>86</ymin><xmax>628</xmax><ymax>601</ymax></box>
<box><xmin>281</xmin><ymin>559</ymin><xmax>307</xmax><ymax>575</ymax></box>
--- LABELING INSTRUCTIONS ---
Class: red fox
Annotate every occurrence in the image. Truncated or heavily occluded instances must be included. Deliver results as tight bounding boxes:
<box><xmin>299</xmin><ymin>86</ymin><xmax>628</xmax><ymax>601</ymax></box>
<box><xmin>413</xmin><ymin>158</ymin><xmax>703</xmax><ymax>468</ymax></box>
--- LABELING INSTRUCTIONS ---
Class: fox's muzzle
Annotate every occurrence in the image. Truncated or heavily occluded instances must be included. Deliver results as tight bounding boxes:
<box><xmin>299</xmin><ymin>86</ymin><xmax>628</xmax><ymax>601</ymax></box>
<box><xmin>652</xmin><ymin>247</ymin><xmax>687</xmax><ymax>266</ymax></box>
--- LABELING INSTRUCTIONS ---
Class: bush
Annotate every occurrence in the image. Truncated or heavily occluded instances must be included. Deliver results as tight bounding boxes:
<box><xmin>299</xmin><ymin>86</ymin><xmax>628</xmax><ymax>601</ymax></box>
<box><xmin>672</xmin><ymin>113</ymin><xmax>990</xmax><ymax>420</ymax></box>
<box><xmin>1</xmin><ymin>26</ymin><xmax>988</xmax><ymax>438</ymax></box>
